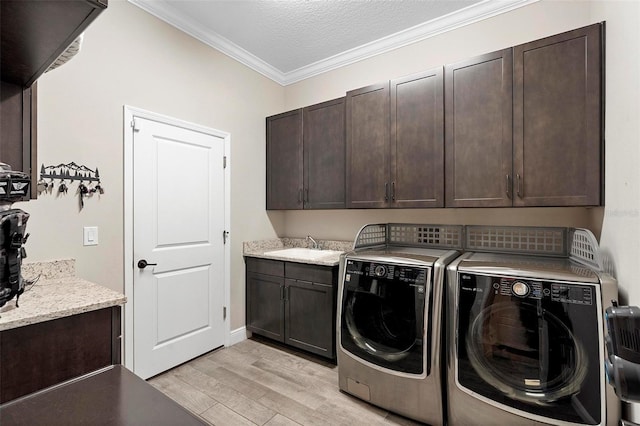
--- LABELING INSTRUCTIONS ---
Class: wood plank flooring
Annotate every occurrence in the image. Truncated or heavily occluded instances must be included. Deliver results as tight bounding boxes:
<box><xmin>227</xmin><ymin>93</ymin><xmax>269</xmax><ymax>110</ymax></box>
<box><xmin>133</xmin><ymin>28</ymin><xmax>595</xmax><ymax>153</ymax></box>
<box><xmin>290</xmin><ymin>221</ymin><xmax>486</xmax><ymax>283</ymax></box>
<box><xmin>149</xmin><ymin>337</ymin><xmax>425</xmax><ymax>426</ymax></box>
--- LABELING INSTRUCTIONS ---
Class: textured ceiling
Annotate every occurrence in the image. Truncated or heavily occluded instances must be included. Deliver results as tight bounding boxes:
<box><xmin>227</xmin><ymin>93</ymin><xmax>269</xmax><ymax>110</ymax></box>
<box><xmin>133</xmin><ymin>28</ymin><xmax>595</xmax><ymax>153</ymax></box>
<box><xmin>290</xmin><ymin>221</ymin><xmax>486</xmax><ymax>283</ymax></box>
<box><xmin>162</xmin><ymin>0</ymin><xmax>481</xmax><ymax>73</ymax></box>
<box><xmin>129</xmin><ymin>0</ymin><xmax>537</xmax><ymax>85</ymax></box>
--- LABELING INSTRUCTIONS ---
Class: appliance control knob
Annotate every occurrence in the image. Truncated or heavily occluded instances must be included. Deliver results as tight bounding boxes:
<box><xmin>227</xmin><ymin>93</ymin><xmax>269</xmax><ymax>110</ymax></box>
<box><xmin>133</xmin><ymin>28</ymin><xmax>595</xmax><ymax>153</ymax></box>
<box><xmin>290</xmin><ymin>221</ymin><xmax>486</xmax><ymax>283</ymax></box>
<box><xmin>512</xmin><ymin>281</ymin><xmax>529</xmax><ymax>297</ymax></box>
<box><xmin>374</xmin><ymin>265</ymin><xmax>387</xmax><ymax>277</ymax></box>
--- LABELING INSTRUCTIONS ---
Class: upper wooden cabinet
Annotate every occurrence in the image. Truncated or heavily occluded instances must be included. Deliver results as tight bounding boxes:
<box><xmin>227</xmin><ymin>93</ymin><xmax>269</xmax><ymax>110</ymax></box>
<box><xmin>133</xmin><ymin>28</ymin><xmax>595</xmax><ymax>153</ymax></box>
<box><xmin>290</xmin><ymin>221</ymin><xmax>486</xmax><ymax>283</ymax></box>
<box><xmin>445</xmin><ymin>49</ymin><xmax>513</xmax><ymax>207</ymax></box>
<box><xmin>346</xmin><ymin>83</ymin><xmax>390</xmax><ymax>208</ymax></box>
<box><xmin>266</xmin><ymin>97</ymin><xmax>346</xmax><ymax>210</ymax></box>
<box><xmin>445</xmin><ymin>22</ymin><xmax>603</xmax><ymax>207</ymax></box>
<box><xmin>1</xmin><ymin>0</ymin><xmax>108</xmax><ymax>88</ymax></box>
<box><xmin>0</xmin><ymin>82</ymin><xmax>37</xmax><ymax>199</ymax></box>
<box><xmin>267</xmin><ymin>23</ymin><xmax>604</xmax><ymax>210</ymax></box>
<box><xmin>346</xmin><ymin>69</ymin><xmax>444</xmax><ymax>209</ymax></box>
<box><xmin>513</xmin><ymin>23</ymin><xmax>602</xmax><ymax>206</ymax></box>
<box><xmin>266</xmin><ymin>109</ymin><xmax>303</xmax><ymax>210</ymax></box>
<box><xmin>391</xmin><ymin>68</ymin><xmax>444</xmax><ymax>208</ymax></box>
<box><xmin>303</xmin><ymin>98</ymin><xmax>346</xmax><ymax>209</ymax></box>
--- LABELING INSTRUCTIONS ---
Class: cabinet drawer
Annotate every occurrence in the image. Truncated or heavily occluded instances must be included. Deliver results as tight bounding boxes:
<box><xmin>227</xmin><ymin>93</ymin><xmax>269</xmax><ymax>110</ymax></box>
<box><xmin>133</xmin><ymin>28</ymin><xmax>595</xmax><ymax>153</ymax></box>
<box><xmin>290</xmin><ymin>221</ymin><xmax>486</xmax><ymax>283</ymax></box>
<box><xmin>246</xmin><ymin>257</ymin><xmax>284</xmax><ymax>276</ymax></box>
<box><xmin>285</xmin><ymin>262</ymin><xmax>336</xmax><ymax>285</ymax></box>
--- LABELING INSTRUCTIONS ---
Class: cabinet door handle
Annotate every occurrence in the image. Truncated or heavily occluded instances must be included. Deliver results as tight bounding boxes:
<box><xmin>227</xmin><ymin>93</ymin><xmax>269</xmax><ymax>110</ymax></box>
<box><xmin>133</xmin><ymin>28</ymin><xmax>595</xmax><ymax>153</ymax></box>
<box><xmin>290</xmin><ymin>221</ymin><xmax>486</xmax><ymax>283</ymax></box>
<box><xmin>298</xmin><ymin>188</ymin><xmax>303</xmax><ymax>203</ymax></box>
<box><xmin>280</xmin><ymin>286</ymin><xmax>285</xmax><ymax>300</ymax></box>
<box><xmin>516</xmin><ymin>174</ymin><xmax>522</xmax><ymax>198</ymax></box>
<box><xmin>385</xmin><ymin>182</ymin><xmax>389</xmax><ymax>201</ymax></box>
<box><xmin>305</xmin><ymin>188</ymin><xmax>309</xmax><ymax>203</ymax></box>
<box><xmin>506</xmin><ymin>174</ymin><xmax>512</xmax><ymax>199</ymax></box>
<box><xmin>392</xmin><ymin>181</ymin><xmax>396</xmax><ymax>201</ymax></box>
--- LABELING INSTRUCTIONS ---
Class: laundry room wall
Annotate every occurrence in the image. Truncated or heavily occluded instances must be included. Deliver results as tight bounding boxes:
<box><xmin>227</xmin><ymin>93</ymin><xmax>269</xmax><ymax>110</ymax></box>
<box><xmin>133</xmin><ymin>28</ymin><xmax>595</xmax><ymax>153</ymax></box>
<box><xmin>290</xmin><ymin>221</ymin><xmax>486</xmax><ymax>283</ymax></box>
<box><xmin>15</xmin><ymin>0</ymin><xmax>285</xmax><ymax>331</ymax></box>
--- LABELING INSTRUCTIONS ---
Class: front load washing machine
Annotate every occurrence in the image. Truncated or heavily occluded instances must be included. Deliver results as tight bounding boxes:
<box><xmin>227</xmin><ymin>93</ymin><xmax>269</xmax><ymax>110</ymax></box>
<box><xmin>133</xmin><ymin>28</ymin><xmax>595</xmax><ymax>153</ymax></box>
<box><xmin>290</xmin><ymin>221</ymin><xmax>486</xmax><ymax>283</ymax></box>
<box><xmin>446</xmin><ymin>226</ymin><xmax>620</xmax><ymax>426</ymax></box>
<box><xmin>337</xmin><ymin>223</ymin><xmax>462</xmax><ymax>425</ymax></box>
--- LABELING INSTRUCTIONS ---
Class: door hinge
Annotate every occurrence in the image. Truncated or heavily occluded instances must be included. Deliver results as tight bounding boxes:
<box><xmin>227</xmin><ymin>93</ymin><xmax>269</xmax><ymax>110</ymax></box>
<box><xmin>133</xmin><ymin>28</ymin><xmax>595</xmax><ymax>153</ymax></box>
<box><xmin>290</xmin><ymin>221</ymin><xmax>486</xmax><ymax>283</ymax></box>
<box><xmin>223</xmin><ymin>156</ymin><xmax>227</xmax><ymax>169</ymax></box>
<box><xmin>131</xmin><ymin>118</ymin><xmax>140</xmax><ymax>132</ymax></box>
<box><xmin>223</xmin><ymin>230</ymin><xmax>229</xmax><ymax>244</ymax></box>
<box><xmin>223</xmin><ymin>306</ymin><xmax>227</xmax><ymax>320</ymax></box>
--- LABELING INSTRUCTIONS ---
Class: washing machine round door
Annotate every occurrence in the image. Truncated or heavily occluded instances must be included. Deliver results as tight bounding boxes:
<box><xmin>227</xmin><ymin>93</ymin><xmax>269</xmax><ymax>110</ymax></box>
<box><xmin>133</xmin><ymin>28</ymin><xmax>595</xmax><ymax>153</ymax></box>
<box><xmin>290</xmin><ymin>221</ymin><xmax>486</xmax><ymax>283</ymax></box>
<box><xmin>466</xmin><ymin>302</ymin><xmax>588</xmax><ymax>402</ymax></box>
<box><xmin>340</xmin><ymin>260</ymin><xmax>429</xmax><ymax>375</ymax></box>
<box><xmin>456</xmin><ymin>273</ymin><xmax>603</xmax><ymax>425</ymax></box>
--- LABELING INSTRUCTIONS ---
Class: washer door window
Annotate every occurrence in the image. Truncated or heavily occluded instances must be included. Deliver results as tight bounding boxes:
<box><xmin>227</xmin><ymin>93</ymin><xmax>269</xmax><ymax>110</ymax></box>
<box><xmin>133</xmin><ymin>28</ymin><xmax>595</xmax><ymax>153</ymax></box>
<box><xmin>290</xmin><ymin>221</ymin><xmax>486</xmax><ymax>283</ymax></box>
<box><xmin>456</xmin><ymin>273</ymin><xmax>602</xmax><ymax>425</ymax></box>
<box><xmin>340</xmin><ymin>260</ymin><xmax>430</xmax><ymax>375</ymax></box>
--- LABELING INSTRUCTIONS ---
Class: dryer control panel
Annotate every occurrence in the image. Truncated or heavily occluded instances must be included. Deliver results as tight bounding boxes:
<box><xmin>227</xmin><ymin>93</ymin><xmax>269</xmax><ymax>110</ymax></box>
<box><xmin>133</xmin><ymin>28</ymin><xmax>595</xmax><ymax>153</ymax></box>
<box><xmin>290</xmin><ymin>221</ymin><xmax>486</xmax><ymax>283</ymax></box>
<box><xmin>346</xmin><ymin>259</ymin><xmax>427</xmax><ymax>284</ymax></box>
<box><xmin>467</xmin><ymin>274</ymin><xmax>594</xmax><ymax>305</ymax></box>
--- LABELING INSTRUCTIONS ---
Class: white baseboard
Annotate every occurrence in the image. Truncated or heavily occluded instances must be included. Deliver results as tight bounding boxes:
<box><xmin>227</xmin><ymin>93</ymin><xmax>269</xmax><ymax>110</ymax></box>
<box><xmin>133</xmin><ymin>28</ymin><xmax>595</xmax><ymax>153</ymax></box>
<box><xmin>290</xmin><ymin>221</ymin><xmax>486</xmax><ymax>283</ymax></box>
<box><xmin>228</xmin><ymin>326</ymin><xmax>249</xmax><ymax>346</ymax></box>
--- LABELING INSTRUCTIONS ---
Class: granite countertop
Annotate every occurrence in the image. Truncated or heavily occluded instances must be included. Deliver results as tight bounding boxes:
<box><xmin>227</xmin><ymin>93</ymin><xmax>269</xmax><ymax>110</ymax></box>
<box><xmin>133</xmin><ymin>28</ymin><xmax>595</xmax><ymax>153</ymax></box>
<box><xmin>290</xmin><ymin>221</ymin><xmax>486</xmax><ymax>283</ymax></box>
<box><xmin>0</xmin><ymin>259</ymin><xmax>126</xmax><ymax>331</ymax></box>
<box><xmin>243</xmin><ymin>238</ymin><xmax>353</xmax><ymax>266</ymax></box>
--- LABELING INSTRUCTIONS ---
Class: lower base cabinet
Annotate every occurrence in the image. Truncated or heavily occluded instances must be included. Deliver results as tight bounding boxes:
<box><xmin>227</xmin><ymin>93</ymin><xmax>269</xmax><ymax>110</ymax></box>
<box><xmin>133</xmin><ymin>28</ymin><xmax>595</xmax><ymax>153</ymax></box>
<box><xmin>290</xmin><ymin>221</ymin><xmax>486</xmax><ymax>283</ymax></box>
<box><xmin>0</xmin><ymin>306</ymin><xmax>121</xmax><ymax>404</ymax></box>
<box><xmin>246</xmin><ymin>257</ymin><xmax>338</xmax><ymax>360</ymax></box>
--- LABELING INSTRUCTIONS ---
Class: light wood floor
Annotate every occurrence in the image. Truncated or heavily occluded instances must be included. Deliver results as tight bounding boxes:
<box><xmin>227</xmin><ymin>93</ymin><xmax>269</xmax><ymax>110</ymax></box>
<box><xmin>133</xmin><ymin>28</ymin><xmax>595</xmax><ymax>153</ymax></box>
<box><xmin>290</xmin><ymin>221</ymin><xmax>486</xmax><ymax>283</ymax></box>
<box><xmin>149</xmin><ymin>337</ymin><xmax>425</xmax><ymax>426</ymax></box>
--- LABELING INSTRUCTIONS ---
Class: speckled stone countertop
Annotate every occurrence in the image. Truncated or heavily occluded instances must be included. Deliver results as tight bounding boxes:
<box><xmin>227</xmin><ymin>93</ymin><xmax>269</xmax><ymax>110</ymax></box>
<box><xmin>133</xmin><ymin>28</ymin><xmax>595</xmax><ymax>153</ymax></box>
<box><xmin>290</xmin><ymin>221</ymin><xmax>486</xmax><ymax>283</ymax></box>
<box><xmin>243</xmin><ymin>238</ymin><xmax>353</xmax><ymax>266</ymax></box>
<box><xmin>0</xmin><ymin>259</ymin><xmax>126</xmax><ymax>331</ymax></box>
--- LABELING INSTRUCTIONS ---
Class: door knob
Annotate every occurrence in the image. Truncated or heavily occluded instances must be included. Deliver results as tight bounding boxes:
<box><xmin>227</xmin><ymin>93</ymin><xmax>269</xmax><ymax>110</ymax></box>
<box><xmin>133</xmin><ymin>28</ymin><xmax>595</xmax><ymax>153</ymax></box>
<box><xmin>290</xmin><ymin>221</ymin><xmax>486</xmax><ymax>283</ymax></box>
<box><xmin>137</xmin><ymin>259</ymin><xmax>157</xmax><ymax>269</ymax></box>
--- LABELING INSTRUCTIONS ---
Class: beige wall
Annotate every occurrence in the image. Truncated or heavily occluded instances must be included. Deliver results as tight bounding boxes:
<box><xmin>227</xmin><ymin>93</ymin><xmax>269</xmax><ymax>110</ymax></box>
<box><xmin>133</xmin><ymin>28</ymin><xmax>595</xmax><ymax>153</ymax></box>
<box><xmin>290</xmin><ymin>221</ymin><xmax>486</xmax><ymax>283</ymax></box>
<box><xmin>16</xmin><ymin>0</ymin><xmax>285</xmax><ymax>330</ymax></box>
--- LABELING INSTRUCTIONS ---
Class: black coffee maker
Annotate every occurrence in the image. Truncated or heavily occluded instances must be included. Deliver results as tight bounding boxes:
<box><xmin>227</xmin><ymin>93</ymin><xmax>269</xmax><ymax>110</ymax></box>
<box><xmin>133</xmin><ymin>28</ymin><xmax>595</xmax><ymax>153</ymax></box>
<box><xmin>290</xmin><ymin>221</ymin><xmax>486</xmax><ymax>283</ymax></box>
<box><xmin>605</xmin><ymin>301</ymin><xmax>640</xmax><ymax>403</ymax></box>
<box><xmin>0</xmin><ymin>163</ymin><xmax>30</xmax><ymax>309</ymax></box>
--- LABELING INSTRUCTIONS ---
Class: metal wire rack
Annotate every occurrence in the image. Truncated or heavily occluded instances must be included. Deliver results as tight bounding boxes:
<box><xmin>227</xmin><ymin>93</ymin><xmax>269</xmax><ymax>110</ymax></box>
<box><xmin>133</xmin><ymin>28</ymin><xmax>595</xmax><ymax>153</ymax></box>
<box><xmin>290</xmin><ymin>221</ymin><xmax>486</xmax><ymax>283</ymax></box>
<box><xmin>464</xmin><ymin>226</ymin><xmax>568</xmax><ymax>257</ymax></box>
<box><xmin>352</xmin><ymin>223</ymin><xmax>604</xmax><ymax>271</ymax></box>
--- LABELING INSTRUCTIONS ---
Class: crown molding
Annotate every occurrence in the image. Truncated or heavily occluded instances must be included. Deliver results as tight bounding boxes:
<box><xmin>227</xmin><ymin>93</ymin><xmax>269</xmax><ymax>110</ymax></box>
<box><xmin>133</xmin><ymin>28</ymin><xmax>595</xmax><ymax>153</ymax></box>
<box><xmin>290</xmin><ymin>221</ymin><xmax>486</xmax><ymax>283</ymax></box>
<box><xmin>128</xmin><ymin>0</ymin><xmax>287</xmax><ymax>84</ymax></box>
<box><xmin>129</xmin><ymin>0</ymin><xmax>539</xmax><ymax>86</ymax></box>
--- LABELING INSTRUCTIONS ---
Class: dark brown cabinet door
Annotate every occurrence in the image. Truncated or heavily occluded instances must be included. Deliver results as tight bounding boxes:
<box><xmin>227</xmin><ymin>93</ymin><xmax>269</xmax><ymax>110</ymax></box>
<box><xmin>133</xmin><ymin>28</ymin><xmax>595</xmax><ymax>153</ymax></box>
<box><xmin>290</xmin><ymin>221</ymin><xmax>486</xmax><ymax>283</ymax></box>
<box><xmin>284</xmin><ymin>278</ymin><xmax>335</xmax><ymax>358</ymax></box>
<box><xmin>513</xmin><ymin>23</ymin><xmax>602</xmax><ymax>206</ymax></box>
<box><xmin>246</xmin><ymin>272</ymin><xmax>285</xmax><ymax>342</ymax></box>
<box><xmin>303</xmin><ymin>97</ymin><xmax>346</xmax><ymax>209</ymax></box>
<box><xmin>445</xmin><ymin>49</ymin><xmax>513</xmax><ymax>207</ymax></box>
<box><xmin>266</xmin><ymin>109</ymin><xmax>303</xmax><ymax>210</ymax></box>
<box><xmin>0</xmin><ymin>307</ymin><xmax>119</xmax><ymax>404</ymax></box>
<box><xmin>346</xmin><ymin>83</ymin><xmax>390</xmax><ymax>208</ymax></box>
<box><xmin>391</xmin><ymin>68</ymin><xmax>444</xmax><ymax>208</ymax></box>
<box><xmin>0</xmin><ymin>81</ymin><xmax>37</xmax><ymax>199</ymax></box>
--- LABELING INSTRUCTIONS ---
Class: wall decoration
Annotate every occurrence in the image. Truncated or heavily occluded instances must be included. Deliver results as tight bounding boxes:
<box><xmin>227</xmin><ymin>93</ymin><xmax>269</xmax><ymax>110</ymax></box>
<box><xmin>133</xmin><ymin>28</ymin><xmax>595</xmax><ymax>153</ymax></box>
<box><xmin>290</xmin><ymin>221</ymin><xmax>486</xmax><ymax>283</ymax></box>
<box><xmin>38</xmin><ymin>163</ymin><xmax>104</xmax><ymax>209</ymax></box>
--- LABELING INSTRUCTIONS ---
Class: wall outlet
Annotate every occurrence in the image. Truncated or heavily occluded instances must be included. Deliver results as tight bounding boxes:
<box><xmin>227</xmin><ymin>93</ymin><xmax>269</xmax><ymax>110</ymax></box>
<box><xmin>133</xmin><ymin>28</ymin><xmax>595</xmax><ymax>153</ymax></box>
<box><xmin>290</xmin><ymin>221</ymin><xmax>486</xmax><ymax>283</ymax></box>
<box><xmin>83</xmin><ymin>226</ymin><xmax>99</xmax><ymax>246</ymax></box>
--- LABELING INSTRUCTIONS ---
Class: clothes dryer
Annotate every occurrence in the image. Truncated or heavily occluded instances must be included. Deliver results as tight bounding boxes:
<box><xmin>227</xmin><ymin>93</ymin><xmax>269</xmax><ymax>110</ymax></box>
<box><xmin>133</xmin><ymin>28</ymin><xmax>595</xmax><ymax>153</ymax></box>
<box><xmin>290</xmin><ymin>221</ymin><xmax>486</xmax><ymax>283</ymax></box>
<box><xmin>446</xmin><ymin>227</ymin><xmax>619</xmax><ymax>426</ymax></box>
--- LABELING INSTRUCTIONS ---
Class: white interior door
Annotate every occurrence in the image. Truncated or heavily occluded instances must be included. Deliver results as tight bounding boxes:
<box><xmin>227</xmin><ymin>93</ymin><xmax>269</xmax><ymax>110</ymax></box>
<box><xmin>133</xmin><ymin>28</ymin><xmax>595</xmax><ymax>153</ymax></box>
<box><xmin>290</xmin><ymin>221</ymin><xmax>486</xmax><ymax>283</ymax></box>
<box><xmin>132</xmin><ymin>116</ymin><xmax>226</xmax><ymax>379</ymax></box>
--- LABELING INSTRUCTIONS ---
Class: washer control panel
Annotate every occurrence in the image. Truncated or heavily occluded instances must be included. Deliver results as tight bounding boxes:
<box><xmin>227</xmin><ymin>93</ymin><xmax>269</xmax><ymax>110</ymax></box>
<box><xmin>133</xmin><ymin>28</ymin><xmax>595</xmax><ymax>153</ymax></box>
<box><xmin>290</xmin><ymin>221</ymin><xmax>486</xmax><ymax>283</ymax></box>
<box><xmin>345</xmin><ymin>259</ymin><xmax>427</xmax><ymax>285</ymax></box>
<box><xmin>466</xmin><ymin>274</ymin><xmax>595</xmax><ymax>305</ymax></box>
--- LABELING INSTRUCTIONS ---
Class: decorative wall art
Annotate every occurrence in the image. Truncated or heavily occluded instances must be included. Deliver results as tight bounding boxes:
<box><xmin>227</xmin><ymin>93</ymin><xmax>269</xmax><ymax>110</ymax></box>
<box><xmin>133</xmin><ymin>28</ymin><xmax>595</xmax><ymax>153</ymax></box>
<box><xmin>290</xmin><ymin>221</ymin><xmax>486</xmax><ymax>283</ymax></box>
<box><xmin>38</xmin><ymin>163</ymin><xmax>104</xmax><ymax>209</ymax></box>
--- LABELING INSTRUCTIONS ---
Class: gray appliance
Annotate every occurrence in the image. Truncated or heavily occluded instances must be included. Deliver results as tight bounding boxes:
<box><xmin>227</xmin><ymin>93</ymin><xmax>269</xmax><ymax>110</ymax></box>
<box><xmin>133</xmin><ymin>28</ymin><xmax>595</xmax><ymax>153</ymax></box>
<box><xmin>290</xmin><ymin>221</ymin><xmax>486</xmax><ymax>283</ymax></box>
<box><xmin>337</xmin><ymin>223</ymin><xmax>462</xmax><ymax>425</ymax></box>
<box><xmin>447</xmin><ymin>226</ymin><xmax>620</xmax><ymax>426</ymax></box>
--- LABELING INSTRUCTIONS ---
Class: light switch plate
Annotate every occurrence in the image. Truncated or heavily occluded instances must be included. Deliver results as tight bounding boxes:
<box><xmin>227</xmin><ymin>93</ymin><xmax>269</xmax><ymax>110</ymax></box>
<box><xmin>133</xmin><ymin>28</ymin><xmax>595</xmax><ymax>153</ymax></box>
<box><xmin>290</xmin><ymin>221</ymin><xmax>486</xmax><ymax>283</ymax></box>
<box><xmin>83</xmin><ymin>226</ymin><xmax>99</xmax><ymax>246</ymax></box>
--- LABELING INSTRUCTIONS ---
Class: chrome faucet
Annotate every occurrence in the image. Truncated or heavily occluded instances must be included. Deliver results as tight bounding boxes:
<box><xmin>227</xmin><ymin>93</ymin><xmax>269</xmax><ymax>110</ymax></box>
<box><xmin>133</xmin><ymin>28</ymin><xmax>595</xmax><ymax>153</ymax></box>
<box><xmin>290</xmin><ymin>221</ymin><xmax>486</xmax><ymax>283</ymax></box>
<box><xmin>307</xmin><ymin>235</ymin><xmax>319</xmax><ymax>249</ymax></box>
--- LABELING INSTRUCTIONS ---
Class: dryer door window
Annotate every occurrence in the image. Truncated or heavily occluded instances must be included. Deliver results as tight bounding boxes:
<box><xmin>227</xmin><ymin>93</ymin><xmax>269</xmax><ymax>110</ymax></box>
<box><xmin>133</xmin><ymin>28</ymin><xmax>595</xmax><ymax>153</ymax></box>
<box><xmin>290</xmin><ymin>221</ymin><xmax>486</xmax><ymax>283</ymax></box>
<box><xmin>456</xmin><ymin>273</ymin><xmax>602</xmax><ymax>425</ymax></box>
<box><xmin>340</xmin><ymin>260</ymin><xmax>430</xmax><ymax>375</ymax></box>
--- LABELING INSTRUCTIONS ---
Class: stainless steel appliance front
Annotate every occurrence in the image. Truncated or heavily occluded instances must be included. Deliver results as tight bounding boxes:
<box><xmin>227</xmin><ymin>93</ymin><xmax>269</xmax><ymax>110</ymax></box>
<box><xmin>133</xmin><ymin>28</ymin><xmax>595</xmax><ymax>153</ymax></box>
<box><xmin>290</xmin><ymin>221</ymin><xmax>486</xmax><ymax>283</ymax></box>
<box><xmin>446</xmin><ymin>252</ymin><xmax>620</xmax><ymax>426</ymax></box>
<box><xmin>337</xmin><ymin>248</ymin><xmax>459</xmax><ymax>425</ymax></box>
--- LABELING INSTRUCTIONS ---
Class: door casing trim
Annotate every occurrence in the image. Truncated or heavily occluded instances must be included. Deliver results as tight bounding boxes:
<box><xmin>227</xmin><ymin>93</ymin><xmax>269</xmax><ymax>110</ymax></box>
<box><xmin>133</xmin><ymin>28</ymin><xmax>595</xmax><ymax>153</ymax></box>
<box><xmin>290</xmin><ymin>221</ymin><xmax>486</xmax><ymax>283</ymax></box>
<box><xmin>123</xmin><ymin>105</ymin><xmax>231</xmax><ymax>372</ymax></box>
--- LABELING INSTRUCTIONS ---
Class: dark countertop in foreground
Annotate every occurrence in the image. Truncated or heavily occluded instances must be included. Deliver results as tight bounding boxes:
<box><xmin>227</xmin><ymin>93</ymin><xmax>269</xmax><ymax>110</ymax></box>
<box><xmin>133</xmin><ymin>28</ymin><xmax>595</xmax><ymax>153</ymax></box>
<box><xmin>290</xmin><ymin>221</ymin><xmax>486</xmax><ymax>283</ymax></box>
<box><xmin>0</xmin><ymin>365</ymin><xmax>206</xmax><ymax>426</ymax></box>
